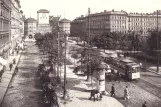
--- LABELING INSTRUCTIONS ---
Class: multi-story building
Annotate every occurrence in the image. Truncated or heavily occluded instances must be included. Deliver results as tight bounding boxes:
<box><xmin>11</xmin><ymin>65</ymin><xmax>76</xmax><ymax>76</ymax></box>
<box><xmin>10</xmin><ymin>0</ymin><xmax>24</xmax><ymax>54</ymax></box>
<box><xmin>70</xmin><ymin>9</ymin><xmax>161</xmax><ymax>39</ymax></box>
<box><xmin>24</xmin><ymin>18</ymin><xmax>37</xmax><ymax>38</ymax></box>
<box><xmin>0</xmin><ymin>0</ymin><xmax>11</xmax><ymax>59</ymax></box>
<box><xmin>70</xmin><ymin>15</ymin><xmax>86</xmax><ymax>38</ymax></box>
<box><xmin>59</xmin><ymin>18</ymin><xmax>71</xmax><ymax>34</ymax></box>
<box><xmin>37</xmin><ymin>9</ymin><xmax>51</xmax><ymax>34</ymax></box>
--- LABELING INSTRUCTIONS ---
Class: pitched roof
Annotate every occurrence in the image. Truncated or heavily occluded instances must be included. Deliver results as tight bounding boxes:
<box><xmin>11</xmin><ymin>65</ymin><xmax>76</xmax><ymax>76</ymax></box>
<box><xmin>24</xmin><ymin>18</ymin><xmax>37</xmax><ymax>23</ymax></box>
<box><xmin>59</xmin><ymin>18</ymin><xmax>71</xmax><ymax>23</ymax></box>
<box><xmin>37</xmin><ymin>9</ymin><xmax>50</xmax><ymax>13</ymax></box>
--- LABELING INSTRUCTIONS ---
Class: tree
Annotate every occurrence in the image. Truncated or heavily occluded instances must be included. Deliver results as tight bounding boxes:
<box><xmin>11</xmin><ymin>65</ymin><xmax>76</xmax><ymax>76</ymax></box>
<box><xmin>92</xmin><ymin>31</ymin><xmax>130</xmax><ymax>50</ymax></box>
<box><xmin>75</xmin><ymin>47</ymin><xmax>102</xmax><ymax>81</ymax></box>
<box><xmin>147</xmin><ymin>31</ymin><xmax>161</xmax><ymax>51</ymax></box>
<box><xmin>49</xmin><ymin>16</ymin><xmax>61</xmax><ymax>34</ymax></box>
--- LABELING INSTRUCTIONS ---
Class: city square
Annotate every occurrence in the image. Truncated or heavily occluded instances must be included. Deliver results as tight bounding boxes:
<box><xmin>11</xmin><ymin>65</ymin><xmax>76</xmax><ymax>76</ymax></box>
<box><xmin>0</xmin><ymin>0</ymin><xmax>161</xmax><ymax>107</ymax></box>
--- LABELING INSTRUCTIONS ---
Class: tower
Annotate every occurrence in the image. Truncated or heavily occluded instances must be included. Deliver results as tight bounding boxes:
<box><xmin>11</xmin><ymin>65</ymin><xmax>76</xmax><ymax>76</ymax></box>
<box><xmin>37</xmin><ymin>9</ymin><xmax>51</xmax><ymax>34</ymax></box>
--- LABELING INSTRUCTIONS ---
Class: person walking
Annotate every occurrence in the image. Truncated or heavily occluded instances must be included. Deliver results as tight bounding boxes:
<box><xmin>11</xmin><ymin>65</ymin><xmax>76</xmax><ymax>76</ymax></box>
<box><xmin>142</xmin><ymin>101</ymin><xmax>147</xmax><ymax>107</ymax></box>
<box><xmin>139</xmin><ymin>62</ymin><xmax>142</xmax><ymax>69</ymax></box>
<box><xmin>9</xmin><ymin>63</ymin><xmax>13</xmax><ymax>71</ymax></box>
<box><xmin>111</xmin><ymin>84</ymin><xmax>115</xmax><ymax>97</ymax></box>
<box><xmin>124</xmin><ymin>86</ymin><xmax>130</xmax><ymax>100</ymax></box>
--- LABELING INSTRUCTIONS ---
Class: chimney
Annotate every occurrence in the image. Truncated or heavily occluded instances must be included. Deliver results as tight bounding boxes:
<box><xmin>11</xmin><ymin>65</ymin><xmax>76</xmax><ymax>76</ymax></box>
<box><xmin>112</xmin><ymin>9</ymin><xmax>114</xmax><ymax>12</ymax></box>
<box><xmin>81</xmin><ymin>15</ymin><xmax>84</xmax><ymax>17</ymax></box>
<box><xmin>104</xmin><ymin>10</ymin><xmax>107</xmax><ymax>12</ymax></box>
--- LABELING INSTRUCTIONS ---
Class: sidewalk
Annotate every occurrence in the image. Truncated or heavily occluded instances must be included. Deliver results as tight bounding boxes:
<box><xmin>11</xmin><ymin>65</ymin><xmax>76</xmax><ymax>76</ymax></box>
<box><xmin>56</xmin><ymin>45</ymin><xmax>124</xmax><ymax>107</ymax></box>
<box><xmin>0</xmin><ymin>51</ymin><xmax>22</xmax><ymax>105</ymax></box>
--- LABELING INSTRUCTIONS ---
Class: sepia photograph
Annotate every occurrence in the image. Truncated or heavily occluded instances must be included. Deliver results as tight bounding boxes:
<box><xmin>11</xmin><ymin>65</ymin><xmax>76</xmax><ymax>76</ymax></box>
<box><xmin>0</xmin><ymin>0</ymin><xmax>161</xmax><ymax>107</ymax></box>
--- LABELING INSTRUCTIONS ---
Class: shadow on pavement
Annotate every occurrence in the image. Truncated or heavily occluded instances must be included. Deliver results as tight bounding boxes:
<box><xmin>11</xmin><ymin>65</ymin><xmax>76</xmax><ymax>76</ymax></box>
<box><xmin>76</xmin><ymin>97</ymin><xmax>90</xmax><ymax>101</ymax></box>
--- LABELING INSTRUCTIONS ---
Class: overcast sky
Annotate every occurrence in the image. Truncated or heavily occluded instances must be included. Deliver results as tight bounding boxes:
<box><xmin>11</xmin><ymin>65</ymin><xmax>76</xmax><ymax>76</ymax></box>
<box><xmin>20</xmin><ymin>0</ymin><xmax>161</xmax><ymax>21</ymax></box>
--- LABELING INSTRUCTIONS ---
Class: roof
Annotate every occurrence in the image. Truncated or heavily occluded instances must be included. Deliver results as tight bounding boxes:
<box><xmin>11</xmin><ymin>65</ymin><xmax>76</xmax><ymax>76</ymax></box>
<box><xmin>24</xmin><ymin>18</ymin><xmax>37</xmax><ymax>23</ymax></box>
<box><xmin>59</xmin><ymin>18</ymin><xmax>71</xmax><ymax>23</ymax></box>
<box><xmin>37</xmin><ymin>9</ymin><xmax>50</xmax><ymax>13</ymax></box>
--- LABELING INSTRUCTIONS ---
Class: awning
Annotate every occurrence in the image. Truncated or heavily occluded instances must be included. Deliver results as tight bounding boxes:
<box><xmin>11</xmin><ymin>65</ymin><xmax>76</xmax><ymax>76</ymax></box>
<box><xmin>0</xmin><ymin>57</ymin><xmax>7</xmax><ymax>65</ymax></box>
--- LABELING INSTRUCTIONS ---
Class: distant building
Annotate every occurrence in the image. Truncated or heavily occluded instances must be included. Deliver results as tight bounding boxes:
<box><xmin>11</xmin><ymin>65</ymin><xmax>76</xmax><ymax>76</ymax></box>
<box><xmin>37</xmin><ymin>9</ymin><xmax>51</xmax><ymax>34</ymax></box>
<box><xmin>0</xmin><ymin>0</ymin><xmax>11</xmax><ymax>59</ymax></box>
<box><xmin>71</xmin><ymin>9</ymin><xmax>161</xmax><ymax>40</ymax></box>
<box><xmin>59</xmin><ymin>18</ymin><xmax>71</xmax><ymax>34</ymax></box>
<box><xmin>24</xmin><ymin>18</ymin><xmax>37</xmax><ymax>38</ymax></box>
<box><xmin>70</xmin><ymin>16</ymin><xmax>86</xmax><ymax>40</ymax></box>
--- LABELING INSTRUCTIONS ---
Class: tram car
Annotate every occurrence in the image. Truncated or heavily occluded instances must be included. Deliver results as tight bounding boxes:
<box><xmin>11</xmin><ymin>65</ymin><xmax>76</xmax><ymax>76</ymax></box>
<box><xmin>104</xmin><ymin>56</ymin><xmax>140</xmax><ymax>80</ymax></box>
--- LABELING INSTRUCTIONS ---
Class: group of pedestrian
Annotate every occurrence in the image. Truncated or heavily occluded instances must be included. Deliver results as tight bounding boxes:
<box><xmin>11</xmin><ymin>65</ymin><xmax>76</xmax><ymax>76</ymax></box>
<box><xmin>110</xmin><ymin>84</ymin><xmax>147</xmax><ymax>107</ymax></box>
<box><xmin>110</xmin><ymin>84</ymin><xmax>130</xmax><ymax>100</ymax></box>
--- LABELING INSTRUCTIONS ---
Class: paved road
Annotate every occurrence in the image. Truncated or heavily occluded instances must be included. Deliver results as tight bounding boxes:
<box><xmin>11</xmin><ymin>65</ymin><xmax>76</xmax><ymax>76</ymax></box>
<box><xmin>1</xmin><ymin>41</ymin><xmax>48</xmax><ymax>107</ymax></box>
<box><xmin>105</xmin><ymin>67</ymin><xmax>161</xmax><ymax>107</ymax></box>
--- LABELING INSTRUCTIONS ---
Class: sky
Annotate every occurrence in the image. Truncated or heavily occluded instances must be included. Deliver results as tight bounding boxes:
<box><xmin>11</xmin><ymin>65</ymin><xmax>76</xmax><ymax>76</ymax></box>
<box><xmin>20</xmin><ymin>0</ymin><xmax>161</xmax><ymax>21</ymax></box>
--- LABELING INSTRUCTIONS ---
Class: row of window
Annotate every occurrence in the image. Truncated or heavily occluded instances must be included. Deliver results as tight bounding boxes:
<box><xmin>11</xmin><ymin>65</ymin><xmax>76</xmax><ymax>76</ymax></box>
<box><xmin>0</xmin><ymin>19</ymin><xmax>10</xmax><ymax>31</ymax></box>
<box><xmin>40</xmin><ymin>17</ymin><xmax>47</xmax><ymax>20</ymax></box>
<box><xmin>0</xmin><ymin>4</ymin><xmax>10</xmax><ymax>19</ymax></box>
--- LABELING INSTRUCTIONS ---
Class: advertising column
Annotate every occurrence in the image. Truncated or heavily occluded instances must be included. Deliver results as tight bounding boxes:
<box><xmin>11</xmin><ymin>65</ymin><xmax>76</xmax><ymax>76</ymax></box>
<box><xmin>97</xmin><ymin>69</ymin><xmax>106</xmax><ymax>93</ymax></box>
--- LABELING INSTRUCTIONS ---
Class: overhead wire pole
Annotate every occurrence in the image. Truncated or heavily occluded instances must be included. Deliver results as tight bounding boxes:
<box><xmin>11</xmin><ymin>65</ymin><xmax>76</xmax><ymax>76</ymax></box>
<box><xmin>157</xmin><ymin>10</ymin><xmax>159</xmax><ymax>72</ymax></box>
<box><xmin>63</xmin><ymin>32</ymin><xmax>67</xmax><ymax>99</ymax></box>
<box><xmin>57</xmin><ymin>17</ymin><xmax>60</xmax><ymax>82</ymax></box>
<box><xmin>87</xmin><ymin>8</ymin><xmax>93</xmax><ymax>87</ymax></box>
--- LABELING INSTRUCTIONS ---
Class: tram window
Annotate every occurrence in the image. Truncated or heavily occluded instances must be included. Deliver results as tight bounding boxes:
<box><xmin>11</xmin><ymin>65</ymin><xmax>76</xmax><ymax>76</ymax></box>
<box><xmin>131</xmin><ymin>67</ymin><xmax>138</xmax><ymax>73</ymax></box>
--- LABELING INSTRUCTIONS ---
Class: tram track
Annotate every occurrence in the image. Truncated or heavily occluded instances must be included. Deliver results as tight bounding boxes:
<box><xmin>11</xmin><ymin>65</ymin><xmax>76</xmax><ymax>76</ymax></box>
<box><xmin>131</xmin><ymin>78</ymin><xmax>161</xmax><ymax>99</ymax></box>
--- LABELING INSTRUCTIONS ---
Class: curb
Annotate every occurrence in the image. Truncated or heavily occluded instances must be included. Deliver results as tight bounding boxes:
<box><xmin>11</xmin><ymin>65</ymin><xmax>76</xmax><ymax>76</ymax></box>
<box><xmin>0</xmin><ymin>50</ymin><xmax>23</xmax><ymax>106</ymax></box>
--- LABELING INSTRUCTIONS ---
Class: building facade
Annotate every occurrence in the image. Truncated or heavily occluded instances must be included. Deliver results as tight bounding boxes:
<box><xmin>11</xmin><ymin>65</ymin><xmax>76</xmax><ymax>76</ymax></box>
<box><xmin>10</xmin><ymin>0</ymin><xmax>23</xmax><ymax>54</ymax></box>
<box><xmin>70</xmin><ymin>10</ymin><xmax>161</xmax><ymax>39</ymax></box>
<box><xmin>0</xmin><ymin>0</ymin><xmax>11</xmax><ymax>59</ymax></box>
<box><xmin>37</xmin><ymin>9</ymin><xmax>51</xmax><ymax>34</ymax></box>
<box><xmin>59</xmin><ymin>18</ymin><xmax>71</xmax><ymax>34</ymax></box>
<box><xmin>70</xmin><ymin>15</ymin><xmax>86</xmax><ymax>39</ymax></box>
<box><xmin>24</xmin><ymin>18</ymin><xmax>37</xmax><ymax>38</ymax></box>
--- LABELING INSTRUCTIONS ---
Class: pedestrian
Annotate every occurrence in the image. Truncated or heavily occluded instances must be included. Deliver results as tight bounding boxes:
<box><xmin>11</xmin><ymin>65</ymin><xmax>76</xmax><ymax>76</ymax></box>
<box><xmin>15</xmin><ymin>66</ymin><xmax>18</xmax><ymax>74</ymax></box>
<box><xmin>142</xmin><ymin>101</ymin><xmax>147</xmax><ymax>107</ymax></box>
<box><xmin>9</xmin><ymin>63</ymin><xmax>13</xmax><ymax>71</ymax></box>
<box><xmin>111</xmin><ymin>84</ymin><xmax>115</xmax><ymax>97</ymax></box>
<box><xmin>139</xmin><ymin>62</ymin><xmax>142</xmax><ymax>68</ymax></box>
<box><xmin>124</xmin><ymin>86</ymin><xmax>130</xmax><ymax>100</ymax></box>
<box><xmin>0</xmin><ymin>71</ymin><xmax>3</xmax><ymax>82</ymax></box>
<box><xmin>13</xmin><ymin>58</ymin><xmax>16</xmax><ymax>64</ymax></box>
<box><xmin>17</xmin><ymin>50</ymin><xmax>19</xmax><ymax>54</ymax></box>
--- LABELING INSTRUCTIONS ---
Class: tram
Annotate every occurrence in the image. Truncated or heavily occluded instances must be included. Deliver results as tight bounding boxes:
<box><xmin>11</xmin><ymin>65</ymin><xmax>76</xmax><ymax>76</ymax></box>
<box><xmin>105</xmin><ymin>57</ymin><xmax>140</xmax><ymax>80</ymax></box>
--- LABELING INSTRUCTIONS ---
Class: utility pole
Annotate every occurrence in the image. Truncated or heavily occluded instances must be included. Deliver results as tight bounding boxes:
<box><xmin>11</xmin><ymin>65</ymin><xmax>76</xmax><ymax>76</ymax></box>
<box><xmin>63</xmin><ymin>33</ymin><xmax>67</xmax><ymax>99</ymax></box>
<box><xmin>86</xmin><ymin>8</ymin><xmax>91</xmax><ymax>81</ymax></box>
<box><xmin>57</xmin><ymin>16</ymin><xmax>60</xmax><ymax>82</ymax></box>
<box><xmin>157</xmin><ymin>10</ymin><xmax>159</xmax><ymax>72</ymax></box>
<box><xmin>88</xmin><ymin>8</ymin><xmax>91</xmax><ymax>45</ymax></box>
